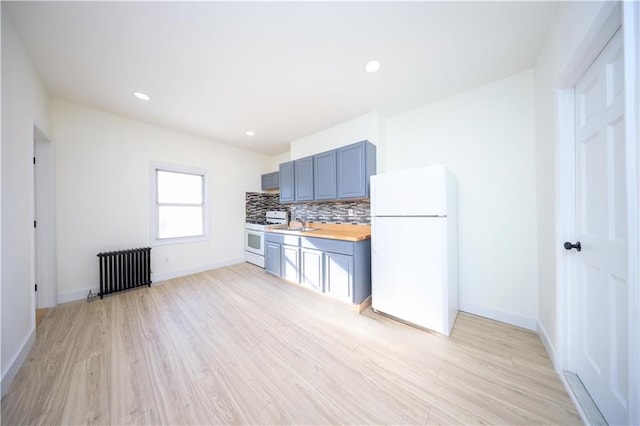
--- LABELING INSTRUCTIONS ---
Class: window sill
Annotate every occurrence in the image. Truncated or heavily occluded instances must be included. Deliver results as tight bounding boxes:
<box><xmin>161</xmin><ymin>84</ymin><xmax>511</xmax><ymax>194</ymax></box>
<box><xmin>151</xmin><ymin>234</ymin><xmax>209</xmax><ymax>247</ymax></box>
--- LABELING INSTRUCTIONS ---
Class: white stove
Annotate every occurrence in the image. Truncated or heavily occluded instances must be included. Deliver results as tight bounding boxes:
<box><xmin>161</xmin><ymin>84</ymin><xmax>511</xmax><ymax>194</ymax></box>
<box><xmin>245</xmin><ymin>211</ymin><xmax>287</xmax><ymax>267</ymax></box>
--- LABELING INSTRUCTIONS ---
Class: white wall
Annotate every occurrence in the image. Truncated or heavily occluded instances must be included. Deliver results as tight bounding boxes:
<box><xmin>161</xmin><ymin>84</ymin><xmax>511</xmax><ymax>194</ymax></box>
<box><xmin>290</xmin><ymin>111</ymin><xmax>380</xmax><ymax>160</ymax></box>
<box><xmin>52</xmin><ymin>100</ymin><xmax>270</xmax><ymax>301</ymax></box>
<box><xmin>269</xmin><ymin>151</ymin><xmax>290</xmax><ymax>172</ymax></box>
<box><xmin>534</xmin><ymin>0</ymin><xmax>610</xmax><ymax>360</ymax></box>
<box><xmin>384</xmin><ymin>70</ymin><xmax>538</xmax><ymax>329</ymax></box>
<box><xmin>1</xmin><ymin>10</ymin><xmax>51</xmax><ymax>394</ymax></box>
<box><xmin>285</xmin><ymin>71</ymin><xmax>537</xmax><ymax>328</ymax></box>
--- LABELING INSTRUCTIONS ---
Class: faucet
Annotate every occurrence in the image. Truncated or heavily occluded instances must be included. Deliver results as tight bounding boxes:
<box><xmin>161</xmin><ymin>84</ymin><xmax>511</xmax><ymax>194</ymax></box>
<box><xmin>297</xmin><ymin>215</ymin><xmax>308</xmax><ymax>230</ymax></box>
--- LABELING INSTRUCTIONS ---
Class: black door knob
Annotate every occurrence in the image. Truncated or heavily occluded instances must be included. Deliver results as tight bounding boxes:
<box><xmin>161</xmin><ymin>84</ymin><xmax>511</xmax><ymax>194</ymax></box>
<box><xmin>563</xmin><ymin>241</ymin><xmax>582</xmax><ymax>252</ymax></box>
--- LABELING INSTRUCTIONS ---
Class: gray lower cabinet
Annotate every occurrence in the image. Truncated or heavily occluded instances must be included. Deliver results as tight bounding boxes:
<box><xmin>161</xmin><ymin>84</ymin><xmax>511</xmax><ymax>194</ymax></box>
<box><xmin>324</xmin><ymin>252</ymin><xmax>353</xmax><ymax>302</ymax></box>
<box><xmin>265</xmin><ymin>232</ymin><xmax>371</xmax><ymax>305</ymax></box>
<box><xmin>282</xmin><ymin>244</ymin><xmax>300</xmax><ymax>283</ymax></box>
<box><xmin>301</xmin><ymin>247</ymin><xmax>323</xmax><ymax>292</ymax></box>
<box><xmin>265</xmin><ymin>242</ymin><xmax>281</xmax><ymax>276</ymax></box>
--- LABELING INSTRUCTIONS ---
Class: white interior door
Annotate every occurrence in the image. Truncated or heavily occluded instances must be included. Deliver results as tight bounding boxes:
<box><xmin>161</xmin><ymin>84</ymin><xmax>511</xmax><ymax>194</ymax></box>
<box><xmin>572</xmin><ymin>27</ymin><xmax>628</xmax><ymax>426</ymax></box>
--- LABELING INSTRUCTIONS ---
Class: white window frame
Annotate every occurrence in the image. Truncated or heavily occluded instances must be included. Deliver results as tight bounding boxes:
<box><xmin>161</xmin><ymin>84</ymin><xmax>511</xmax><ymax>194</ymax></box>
<box><xmin>150</xmin><ymin>162</ymin><xmax>209</xmax><ymax>246</ymax></box>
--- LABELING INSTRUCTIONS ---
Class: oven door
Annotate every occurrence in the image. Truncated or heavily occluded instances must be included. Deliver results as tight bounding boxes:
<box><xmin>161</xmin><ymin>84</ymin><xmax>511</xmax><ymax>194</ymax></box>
<box><xmin>245</xmin><ymin>229</ymin><xmax>265</xmax><ymax>256</ymax></box>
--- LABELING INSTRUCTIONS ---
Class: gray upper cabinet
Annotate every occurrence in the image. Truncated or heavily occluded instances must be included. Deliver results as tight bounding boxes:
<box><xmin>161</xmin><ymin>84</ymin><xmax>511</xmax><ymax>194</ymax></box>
<box><xmin>277</xmin><ymin>141</ymin><xmax>376</xmax><ymax>204</ymax></box>
<box><xmin>261</xmin><ymin>171</ymin><xmax>279</xmax><ymax>190</ymax></box>
<box><xmin>294</xmin><ymin>156</ymin><xmax>314</xmax><ymax>201</ymax></box>
<box><xmin>337</xmin><ymin>140</ymin><xmax>377</xmax><ymax>199</ymax></box>
<box><xmin>261</xmin><ymin>174</ymin><xmax>270</xmax><ymax>190</ymax></box>
<box><xmin>279</xmin><ymin>161</ymin><xmax>295</xmax><ymax>203</ymax></box>
<box><xmin>313</xmin><ymin>150</ymin><xmax>337</xmax><ymax>200</ymax></box>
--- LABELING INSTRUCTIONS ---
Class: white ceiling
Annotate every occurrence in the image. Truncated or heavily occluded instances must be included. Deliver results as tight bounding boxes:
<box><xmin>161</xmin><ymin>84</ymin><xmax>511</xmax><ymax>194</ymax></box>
<box><xmin>4</xmin><ymin>1</ymin><xmax>558</xmax><ymax>156</ymax></box>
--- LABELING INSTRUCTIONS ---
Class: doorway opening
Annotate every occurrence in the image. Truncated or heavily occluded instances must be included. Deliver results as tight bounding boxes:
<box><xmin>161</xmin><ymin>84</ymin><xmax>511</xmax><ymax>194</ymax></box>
<box><xmin>33</xmin><ymin>125</ymin><xmax>57</xmax><ymax>320</ymax></box>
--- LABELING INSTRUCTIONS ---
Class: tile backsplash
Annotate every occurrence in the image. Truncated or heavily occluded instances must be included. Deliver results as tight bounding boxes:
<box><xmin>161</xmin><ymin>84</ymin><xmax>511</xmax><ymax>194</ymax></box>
<box><xmin>246</xmin><ymin>192</ymin><xmax>371</xmax><ymax>225</ymax></box>
<box><xmin>290</xmin><ymin>200</ymin><xmax>370</xmax><ymax>225</ymax></box>
<box><xmin>245</xmin><ymin>192</ymin><xmax>283</xmax><ymax>222</ymax></box>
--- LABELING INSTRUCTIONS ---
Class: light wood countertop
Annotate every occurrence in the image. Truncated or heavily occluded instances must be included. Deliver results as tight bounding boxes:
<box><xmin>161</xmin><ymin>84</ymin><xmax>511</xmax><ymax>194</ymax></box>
<box><xmin>267</xmin><ymin>222</ymin><xmax>371</xmax><ymax>242</ymax></box>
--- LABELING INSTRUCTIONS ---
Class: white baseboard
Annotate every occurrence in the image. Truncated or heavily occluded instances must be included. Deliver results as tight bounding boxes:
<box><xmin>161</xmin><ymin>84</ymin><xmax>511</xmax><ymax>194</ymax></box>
<box><xmin>537</xmin><ymin>320</ymin><xmax>557</xmax><ymax>368</ymax></box>
<box><xmin>459</xmin><ymin>302</ymin><xmax>537</xmax><ymax>331</ymax></box>
<box><xmin>1</xmin><ymin>328</ymin><xmax>36</xmax><ymax>397</ymax></box>
<box><xmin>151</xmin><ymin>258</ymin><xmax>244</xmax><ymax>283</ymax></box>
<box><xmin>56</xmin><ymin>258</ymin><xmax>245</xmax><ymax>304</ymax></box>
<box><xmin>57</xmin><ymin>286</ymin><xmax>100</xmax><ymax>304</ymax></box>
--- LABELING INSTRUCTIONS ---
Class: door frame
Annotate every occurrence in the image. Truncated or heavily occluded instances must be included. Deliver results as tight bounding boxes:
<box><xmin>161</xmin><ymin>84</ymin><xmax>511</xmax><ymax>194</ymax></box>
<box><xmin>33</xmin><ymin>124</ymin><xmax>57</xmax><ymax>309</ymax></box>
<box><xmin>555</xmin><ymin>2</ymin><xmax>639</xmax><ymax>424</ymax></box>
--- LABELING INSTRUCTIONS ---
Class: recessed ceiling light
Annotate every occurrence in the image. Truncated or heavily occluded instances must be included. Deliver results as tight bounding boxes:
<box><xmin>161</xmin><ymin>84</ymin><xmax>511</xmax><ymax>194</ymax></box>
<box><xmin>133</xmin><ymin>91</ymin><xmax>150</xmax><ymax>101</ymax></box>
<box><xmin>246</xmin><ymin>130</ymin><xmax>255</xmax><ymax>136</ymax></box>
<box><xmin>365</xmin><ymin>60</ymin><xmax>381</xmax><ymax>73</ymax></box>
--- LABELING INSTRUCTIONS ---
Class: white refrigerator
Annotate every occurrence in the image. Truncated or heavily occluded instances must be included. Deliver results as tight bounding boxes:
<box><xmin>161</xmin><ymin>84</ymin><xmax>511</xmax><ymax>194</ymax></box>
<box><xmin>370</xmin><ymin>165</ymin><xmax>458</xmax><ymax>336</ymax></box>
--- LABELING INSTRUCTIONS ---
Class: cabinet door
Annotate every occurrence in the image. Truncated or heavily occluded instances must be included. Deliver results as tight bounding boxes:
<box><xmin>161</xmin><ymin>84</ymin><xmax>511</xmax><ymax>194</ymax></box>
<box><xmin>281</xmin><ymin>245</ymin><xmax>300</xmax><ymax>283</ymax></box>
<box><xmin>325</xmin><ymin>252</ymin><xmax>353</xmax><ymax>303</ymax></box>
<box><xmin>262</xmin><ymin>172</ymin><xmax>279</xmax><ymax>190</ymax></box>
<box><xmin>294</xmin><ymin>157</ymin><xmax>314</xmax><ymax>201</ymax></box>
<box><xmin>313</xmin><ymin>150</ymin><xmax>337</xmax><ymax>200</ymax></box>
<box><xmin>301</xmin><ymin>247</ymin><xmax>323</xmax><ymax>292</ymax></box>
<box><xmin>270</xmin><ymin>172</ymin><xmax>279</xmax><ymax>189</ymax></box>
<box><xmin>279</xmin><ymin>162</ymin><xmax>295</xmax><ymax>203</ymax></box>
<box><xmin>265</xmin><ymin>242</ymin><xmax>282</xmax><ymax>276</ymax></box>
<box><xmin>261</xmin><ymin>174</ymin><xmax>271</xmax><ymax>190</ymax></box>
<box><xmin>337</xmin><ymin>142</ymin><xmax>366</xmax><ymax>199</ymax></box>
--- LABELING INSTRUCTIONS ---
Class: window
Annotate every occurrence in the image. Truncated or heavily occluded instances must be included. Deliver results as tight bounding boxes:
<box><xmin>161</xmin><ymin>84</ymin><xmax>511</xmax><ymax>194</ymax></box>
<box><xmin>151</xmin><ymin>163</ymin><xmax>208</xmax><ymax>244</ymax></box>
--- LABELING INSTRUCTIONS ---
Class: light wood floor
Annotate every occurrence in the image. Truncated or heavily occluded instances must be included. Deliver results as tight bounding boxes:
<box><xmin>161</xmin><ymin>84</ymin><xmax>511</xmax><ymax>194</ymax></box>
<box><xmin>1</xmin><ymin>263</ymin><xmax>581</xmax><ymax>425</ymax></box>
<box><xmin>35</xmin><ymin>308</ymin><xmax>48</xmax><ymax>328</ymax></box>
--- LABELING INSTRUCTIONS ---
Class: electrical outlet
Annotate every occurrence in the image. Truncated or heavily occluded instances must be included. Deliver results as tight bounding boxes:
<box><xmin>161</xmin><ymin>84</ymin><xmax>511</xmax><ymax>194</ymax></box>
<box><xmin>348</xmin><ymin>209</ymin><xmax>355</xmax><ymax>216</ymax></box>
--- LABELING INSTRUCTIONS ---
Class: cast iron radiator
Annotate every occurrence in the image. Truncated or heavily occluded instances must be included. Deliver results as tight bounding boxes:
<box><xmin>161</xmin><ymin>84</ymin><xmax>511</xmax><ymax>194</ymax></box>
<box><xmin>97</xmin><ymin>247</ymin><xmax>152</xmax><ymax>299</ymax></box>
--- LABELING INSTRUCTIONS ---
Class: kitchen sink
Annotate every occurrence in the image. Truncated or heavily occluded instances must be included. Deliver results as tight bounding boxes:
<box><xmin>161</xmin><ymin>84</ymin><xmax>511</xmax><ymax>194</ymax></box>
<box><xmin>273</xmin><ymin>225</ymin><xmax>318</xmax><ymax>232</ymax></box>
<box><xmin>287</xmin><ymin>227</ymin><xmax>317</xmax><ymax>232</ymax></box>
